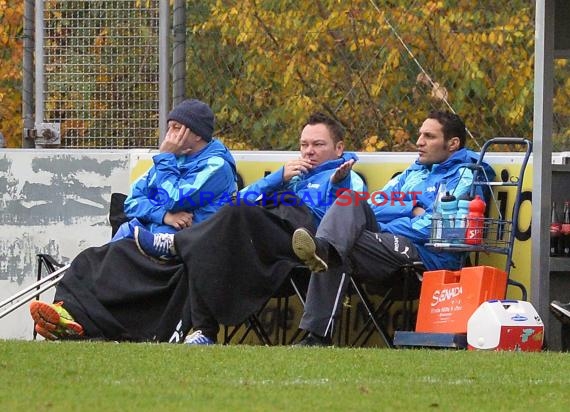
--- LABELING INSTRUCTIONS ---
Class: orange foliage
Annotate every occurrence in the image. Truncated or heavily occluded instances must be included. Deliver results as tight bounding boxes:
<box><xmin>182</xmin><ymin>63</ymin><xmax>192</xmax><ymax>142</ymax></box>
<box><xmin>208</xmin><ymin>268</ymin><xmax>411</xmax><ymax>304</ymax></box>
<box><xmin>0</xmin><ymin>1</ymin><xmax>23</xmax><ymax>147</ymax></box>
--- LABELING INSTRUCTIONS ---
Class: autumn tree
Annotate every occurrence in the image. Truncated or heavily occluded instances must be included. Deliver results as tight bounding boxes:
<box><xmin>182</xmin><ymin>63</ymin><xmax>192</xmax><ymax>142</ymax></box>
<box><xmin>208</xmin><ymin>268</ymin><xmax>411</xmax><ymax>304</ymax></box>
<box><xmin>0</xmin><ymin>1</ymin><xmax>23</xmax><ymax>148</ymax></box>
<box><xmin>185</xmin><ymin>0</ymin><xmax>538</xmax><ymax>152</ymax></box>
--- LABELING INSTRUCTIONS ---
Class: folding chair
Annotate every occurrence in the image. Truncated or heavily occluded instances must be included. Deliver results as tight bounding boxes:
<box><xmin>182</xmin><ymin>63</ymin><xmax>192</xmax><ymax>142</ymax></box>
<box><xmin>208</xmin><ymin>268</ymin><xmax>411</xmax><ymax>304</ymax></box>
<box><xmin>346</xmin><ymin>262</ymin><xmax>424</xmax><ymax>348</ymax></box>
<box><xmin>222</xmin><ymin>266</ymin><xmax>310</xmax><ymax>345</ymax></box>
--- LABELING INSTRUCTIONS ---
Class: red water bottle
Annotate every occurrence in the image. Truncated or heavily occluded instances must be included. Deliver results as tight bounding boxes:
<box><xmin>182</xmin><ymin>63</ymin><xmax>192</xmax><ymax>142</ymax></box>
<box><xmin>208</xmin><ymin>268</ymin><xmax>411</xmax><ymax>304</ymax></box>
<box><xmin>465</xmin><ymin>195</ymin><xmax>486</xmax><ymax>245</ymax></box>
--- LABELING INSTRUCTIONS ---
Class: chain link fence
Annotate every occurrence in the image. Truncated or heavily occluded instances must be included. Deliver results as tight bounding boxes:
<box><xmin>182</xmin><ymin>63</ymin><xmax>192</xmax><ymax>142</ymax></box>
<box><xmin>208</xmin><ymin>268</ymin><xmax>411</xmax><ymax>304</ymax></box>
<box><xmin>32</xmin><ymin>1</ymin><xmax>570</xmax><ymax>151</ymax></box>
<box><xmin>40</xmin><ymin>0</ymin><xmax>160</xmax><ymax>148</ymax></box>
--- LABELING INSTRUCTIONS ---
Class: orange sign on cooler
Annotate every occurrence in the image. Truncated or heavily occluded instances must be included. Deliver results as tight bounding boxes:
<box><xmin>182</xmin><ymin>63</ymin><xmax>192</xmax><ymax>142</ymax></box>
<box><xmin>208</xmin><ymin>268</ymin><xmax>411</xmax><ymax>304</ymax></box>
<box><xmin>415</xmin><ymin>266</ymin><xmax>507</xmax><ymax>334</ymax></box>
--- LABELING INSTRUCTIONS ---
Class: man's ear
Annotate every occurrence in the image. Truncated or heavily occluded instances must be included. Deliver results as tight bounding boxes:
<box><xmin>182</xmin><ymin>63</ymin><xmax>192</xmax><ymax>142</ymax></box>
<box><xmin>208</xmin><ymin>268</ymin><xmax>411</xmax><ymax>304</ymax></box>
<box><xmin>335</xmin><ymin>140</ymin><xmax>345</xmax><ymax>156</ymax></box>
<box><xmin>448</xmin><ymin>136</ymin><xmax>460</xmax><ymax>152</ymax></box>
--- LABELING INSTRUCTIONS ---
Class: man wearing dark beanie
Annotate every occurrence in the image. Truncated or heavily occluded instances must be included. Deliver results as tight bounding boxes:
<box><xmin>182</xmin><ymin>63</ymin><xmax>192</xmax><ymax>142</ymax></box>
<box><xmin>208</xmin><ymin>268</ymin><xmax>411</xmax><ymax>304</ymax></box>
<box><xmin>166</xmin><ymin>98</ymin><xmax>214</xmax><ymax>142</ymax></box>
<box><xmin>29</xmin><ymin>99</ymin><xmax>239</xmax><ymax>342</ymax></box>
<box><xmin>115</xmin><ymin>98</ymin><xmax>237</xmax><ymax>238</ymax></box>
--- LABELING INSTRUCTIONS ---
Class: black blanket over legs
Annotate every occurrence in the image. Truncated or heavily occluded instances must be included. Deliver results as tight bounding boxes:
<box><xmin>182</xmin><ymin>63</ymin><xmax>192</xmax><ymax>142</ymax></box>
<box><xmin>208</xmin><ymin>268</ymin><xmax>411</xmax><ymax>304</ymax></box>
<box><xmin>175</xmin><ymin>200</ymin><xmax>316</xmax><ymax>326</ymax></box>
<box><xmin>54</xmin><ymin>239</ymin><xmax>191</xmax><ymax>342</ymax></box>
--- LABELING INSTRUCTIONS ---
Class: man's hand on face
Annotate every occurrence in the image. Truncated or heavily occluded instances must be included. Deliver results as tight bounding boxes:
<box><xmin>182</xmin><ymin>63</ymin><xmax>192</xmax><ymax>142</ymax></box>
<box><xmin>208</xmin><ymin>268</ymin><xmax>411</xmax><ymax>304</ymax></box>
<box><xmin>330</xmin><ymin>159</ymin><xmax>355</xmax><ymax>184</ymax></box>
<box><xmin>283</xmin><ymin>158</ymin><xmax>314</xmax><ymax>182</ymax></box>
<box><xmin>164</xmin><ymin>211</ymin><xmax>194</xmax><ymax>230</ymax></box>
<box><xmin>160</xmin><ymin>125</ymin><xmax>192</xmax><ymax>155</ymax></box>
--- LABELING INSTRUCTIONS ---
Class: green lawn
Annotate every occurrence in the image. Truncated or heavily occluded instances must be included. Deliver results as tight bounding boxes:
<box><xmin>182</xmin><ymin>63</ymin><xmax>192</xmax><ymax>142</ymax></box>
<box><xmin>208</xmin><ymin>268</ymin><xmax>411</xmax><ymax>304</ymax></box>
<box><xmin>1</xmin><ymin>340</ymin><xmax>568</xmax><ymax>411</ymax></box>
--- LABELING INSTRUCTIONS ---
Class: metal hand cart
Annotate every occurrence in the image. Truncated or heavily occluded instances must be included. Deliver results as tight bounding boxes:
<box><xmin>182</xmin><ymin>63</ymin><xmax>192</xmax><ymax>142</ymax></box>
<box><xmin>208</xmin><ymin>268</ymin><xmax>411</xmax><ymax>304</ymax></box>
<box><xmin>426</xmin><ymin>137</ymin><xmax>533</xmax><ymax>300</ymax></box>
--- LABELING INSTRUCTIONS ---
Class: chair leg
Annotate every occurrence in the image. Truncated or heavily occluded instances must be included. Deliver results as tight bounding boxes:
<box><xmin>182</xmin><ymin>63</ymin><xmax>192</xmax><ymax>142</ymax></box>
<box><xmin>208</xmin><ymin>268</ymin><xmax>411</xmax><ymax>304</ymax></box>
<box><xmin>349</xmin><ymin>278</ymin><xmax>393</xmax><ymax>348</ymax></box>
<box><xmin>284</xmin><ymin>277</ymin><xmax>309</xmax><ymax>345</ymax></box>
<box><xmin>246</xmin><ymin>315</ymin><xmax>273</xmax><ymax>345</ymax></box>
<box><xmin>357</xmin><ymin>296</ymin><xmax>396</xmax><ymax>347</ymax></box>
<box><xmin>224</xmin><ymin>273</ymin><xmax>309</xmax><ymax>346</ymax></box>
<box><xmin>281</xmin><ymin>296</ymin><xmax>290</xmax><ymax>345</ymax></box>
<box><xmin>223</xmin><ymin>324</ymin><xmax>245</xmax><ymax>344</ymax></box>
<box><xmin>33</xmin><ymin>255</ymin><xmax>43</xmax><ymax>340</ymax></box>
<box><xmin>401</xmin><ymin>267</ymin><xmax>412</xmax><ymax>331</ymax></box>
<box><xmin>32</xmin><ymin>254</ymin><xmax>65</xmax><ymax>340</ymax></box>
<box><xmin>225</xmin><ymin>304</ymin><xmax>276</xmax><ymax>346</ymax></box>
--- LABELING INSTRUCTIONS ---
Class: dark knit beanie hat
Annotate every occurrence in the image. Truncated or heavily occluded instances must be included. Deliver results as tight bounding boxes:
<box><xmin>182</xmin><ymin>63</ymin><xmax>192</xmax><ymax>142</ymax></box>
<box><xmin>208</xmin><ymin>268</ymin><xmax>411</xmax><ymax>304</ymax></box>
<box><xmin>167</xmin><ymin>99</ymin><xmax>214</xmax><ymax>141</ymax></box>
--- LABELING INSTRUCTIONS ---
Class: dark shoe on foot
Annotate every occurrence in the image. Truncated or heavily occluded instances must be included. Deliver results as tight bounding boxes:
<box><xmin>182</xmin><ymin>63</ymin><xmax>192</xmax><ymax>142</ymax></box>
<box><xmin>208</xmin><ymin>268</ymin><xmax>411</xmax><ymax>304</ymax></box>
<box><xmin>134</xmin><ymin>226</ymin><xmax>176</xmax><ymax>261</ymax></box>
<box><xmin>295</xmin><ymin>332</ymin><xmax>332</xmax><ymax>347</ymax></box>
<box><xmin>551</xmin><ymin>300</ymin><xmax>570</xmax><ymax>323</ymax></box>
<box><xmin>292</xmin><ymin>228</ymin><xmax>329</xmax><ymax>273</ymax></box>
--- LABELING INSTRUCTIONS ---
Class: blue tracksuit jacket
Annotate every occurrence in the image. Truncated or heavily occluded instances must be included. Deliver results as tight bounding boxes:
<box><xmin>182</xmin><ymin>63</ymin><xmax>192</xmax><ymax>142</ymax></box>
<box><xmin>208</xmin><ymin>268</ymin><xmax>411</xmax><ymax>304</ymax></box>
<box><xmin>117</xmin><ymin>139</ymin><xmax>237</xmax><ymax>239</ymax></box>
<box><xmin>241</xmin><ymin>152</ymin><xmax>366</xmax><ymax>227</ymax></box>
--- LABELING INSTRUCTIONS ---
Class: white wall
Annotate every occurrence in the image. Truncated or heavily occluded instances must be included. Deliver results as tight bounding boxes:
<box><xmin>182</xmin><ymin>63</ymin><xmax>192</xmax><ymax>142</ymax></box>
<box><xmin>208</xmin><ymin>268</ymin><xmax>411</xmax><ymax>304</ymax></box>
<box><xmin>0</xmin><ymin>149</ymin><xmax>131</xmax><ymax>339</ymax></box>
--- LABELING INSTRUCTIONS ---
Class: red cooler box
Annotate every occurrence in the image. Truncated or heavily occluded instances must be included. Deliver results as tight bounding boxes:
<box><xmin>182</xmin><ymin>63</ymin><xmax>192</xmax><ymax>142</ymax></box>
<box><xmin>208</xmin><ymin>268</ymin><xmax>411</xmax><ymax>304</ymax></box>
<box><xmin>467</xmin><ymin>300</ymin><xmax>544</xmax><ymax>351</ymax></box>
<box><xmin>415</xmin><ymin>266</ymin><xmax>507</xmax><ymax>333</ymax></box>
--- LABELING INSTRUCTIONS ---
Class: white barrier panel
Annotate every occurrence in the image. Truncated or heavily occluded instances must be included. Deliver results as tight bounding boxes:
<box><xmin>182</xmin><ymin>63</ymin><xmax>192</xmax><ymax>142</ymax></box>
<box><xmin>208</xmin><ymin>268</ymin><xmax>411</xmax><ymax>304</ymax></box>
<box><xmin>0</xmin><ymin>149</ymin><xmax>130</xmax><ymax>339</ymax></box>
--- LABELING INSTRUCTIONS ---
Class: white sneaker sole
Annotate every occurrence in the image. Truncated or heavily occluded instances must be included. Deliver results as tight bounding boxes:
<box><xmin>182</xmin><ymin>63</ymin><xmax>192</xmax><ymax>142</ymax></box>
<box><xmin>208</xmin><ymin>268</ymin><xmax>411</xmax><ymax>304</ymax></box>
<box><xmin>292</xmin><ymin>228</ymin><xmax>328</xmax><ymax>273</ymax></box>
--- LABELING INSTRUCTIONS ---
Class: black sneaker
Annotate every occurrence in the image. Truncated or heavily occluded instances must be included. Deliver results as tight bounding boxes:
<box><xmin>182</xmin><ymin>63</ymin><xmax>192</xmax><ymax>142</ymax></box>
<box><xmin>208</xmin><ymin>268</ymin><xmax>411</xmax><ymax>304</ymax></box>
<box><xmin>551</xmin><ymin>300</ymin><xmax>570</xmax><ymax>323</ymax></box>
<box><xmin>295</xmin><ymin>332</ymin><xmax>332</xmax><ymax>347</ymax></box>
<box><xmin>292</xmin><ymin>228</ymin><xmax>329</xmax><ymax>272</ymax></box>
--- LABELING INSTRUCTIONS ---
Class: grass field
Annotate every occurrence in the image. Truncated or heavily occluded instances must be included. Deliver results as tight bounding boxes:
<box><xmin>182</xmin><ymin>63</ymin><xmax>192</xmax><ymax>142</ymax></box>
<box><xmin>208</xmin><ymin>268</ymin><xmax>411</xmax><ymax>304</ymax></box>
<box><xmin>1</xmin><ymin>340</ymin><xmax>569</xmax><ymax>411</ymax></box>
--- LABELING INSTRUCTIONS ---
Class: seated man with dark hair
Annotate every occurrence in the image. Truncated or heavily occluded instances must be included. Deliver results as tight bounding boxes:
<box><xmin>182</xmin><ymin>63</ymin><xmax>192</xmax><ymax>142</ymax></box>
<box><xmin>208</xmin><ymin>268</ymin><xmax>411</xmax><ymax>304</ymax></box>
<box><xmin>291</xmin><ymin>110</ymin><xmax>495</xmax><ymax>346</ymax></box>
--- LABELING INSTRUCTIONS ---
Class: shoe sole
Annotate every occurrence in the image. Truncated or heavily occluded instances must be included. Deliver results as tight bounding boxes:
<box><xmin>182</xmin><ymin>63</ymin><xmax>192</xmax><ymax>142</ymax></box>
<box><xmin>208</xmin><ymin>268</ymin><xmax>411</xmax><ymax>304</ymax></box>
<box><xmin>34</xmin><ymin>323</ymin><xmax>58</xmax><ymax>340</ymax></box>
<box><xmin>184</xmin><ymin>330</ymin><xmax>215</xmax><ymax>345</ymax></box>
<box><xmin>185</xmin><ymin>340</ymin><xmax>214</xmax><ymax>346</ymax></box>
<box><xmin>30</xmin><ymin>301</ymin><xmax>84</xmax><ymax>338</ymax></box>
<box><xmin>292</xmin><ymin>228</ymin><xmax>328</xmax><ymax>273</ymax></box>
<box><xmin>133</xmin><ymin>226</ymin><xmax>149</xmax><ymax>258</ymax></box>
<box><xmin>551</xmin><ymin>301</ymin><xmax>570</xmax><ymax>319</ymax></box>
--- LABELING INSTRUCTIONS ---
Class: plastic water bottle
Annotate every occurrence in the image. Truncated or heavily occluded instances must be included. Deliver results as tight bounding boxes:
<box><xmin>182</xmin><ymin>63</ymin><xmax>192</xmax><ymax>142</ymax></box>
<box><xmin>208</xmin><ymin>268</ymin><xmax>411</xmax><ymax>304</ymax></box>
<box><xmin>455</xmin><ymin>195</ymin><xmax>471</xmax><ymax>243</ymax></box>
<box><xmin>465</xmin><ymin>195</ymin><xmax>486</xmax><ymax>245</ymax></box>
<box><xmin>440</xmin><ymin>191</ymin><xmax>458</xmax><ymax>240</ymax></box>
<box><xmin>440</xmin><ymin>192</ymin><xmax>458</xmax><ymax>227</ymax></box>
<box><xmin>455</xmin><ymin>195</ymin><xmax>471</xmax><ymax>227</ymax></box>
<box><xmin>430</xmin><ymin>181</ymin><xmax>447</xmax><ymax>241</ymax></box>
